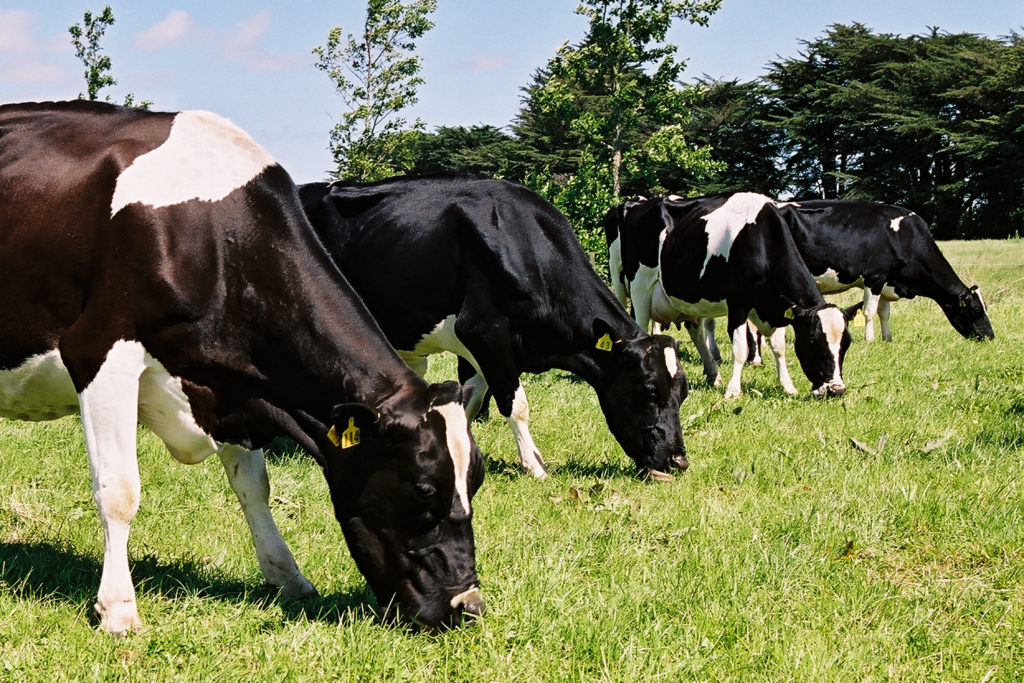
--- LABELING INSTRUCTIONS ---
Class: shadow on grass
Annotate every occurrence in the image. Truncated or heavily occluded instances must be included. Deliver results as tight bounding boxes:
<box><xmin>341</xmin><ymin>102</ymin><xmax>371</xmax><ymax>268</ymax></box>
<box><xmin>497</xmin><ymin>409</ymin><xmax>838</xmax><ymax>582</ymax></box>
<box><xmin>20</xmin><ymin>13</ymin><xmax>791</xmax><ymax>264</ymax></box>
<box><xmin>0</xmin><ymin>540</ymin><xmax>381</xmax><ymax>628</ymax></box>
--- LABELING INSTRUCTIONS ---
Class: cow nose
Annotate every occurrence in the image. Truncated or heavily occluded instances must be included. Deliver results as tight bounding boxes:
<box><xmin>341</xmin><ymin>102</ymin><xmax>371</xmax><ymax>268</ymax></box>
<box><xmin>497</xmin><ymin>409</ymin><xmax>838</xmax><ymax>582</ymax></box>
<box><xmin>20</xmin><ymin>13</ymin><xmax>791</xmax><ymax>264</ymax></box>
<box><xmin>827</xmin><ymin>383</ymin><xmax>847</xmax><ymax>397</ymax></box>
<box><xmin>671</xmin><ymin>452</ymin><xmax>689</xmax><ymax>471</ymax></box>
<box><xmin>450</xmin><ymin>586</ymin><xmax>485</xmax><ymax>622</ymax></box>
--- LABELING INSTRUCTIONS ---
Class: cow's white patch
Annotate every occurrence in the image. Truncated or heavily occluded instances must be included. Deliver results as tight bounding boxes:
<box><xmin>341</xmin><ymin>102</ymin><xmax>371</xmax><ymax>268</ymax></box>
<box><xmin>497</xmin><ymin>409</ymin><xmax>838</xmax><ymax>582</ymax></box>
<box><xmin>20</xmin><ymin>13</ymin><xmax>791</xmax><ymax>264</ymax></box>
<box><xmin>662</xmin><ymin>292</ymin><xmax>728</xmax><ymax>322</ymax></box>
<box><xmin>431</xmin><ymin>401</ymin><xmax>472</xmax><ymax>515</ymax></box>
<box><xmin>889</xmin><ymin>216</ymin><xmax>904</xmax><ymax>232</ymax></box>
<box><xmin>110</xmin><ymin>110</ymin><xmax>275</xmax><ymax>216</ymax></box>
<box><xmin>138</xmin><ymin>353</ymin><xmax>218</xmax><ymax>464</ymax></box>
<box><xmin>608</xmin><ymin>235</ymin><xmax>627</xmax><ymax>305</ymax></box>
<box><xmin>816</xmin><ymin>307</ymin><xmax>847</xmax><ymax>390</ymax></box>
<box><xmin>399</xmin><ymin>315</ymin><xmax>478</xmax><ymax>371</ymax></box>
<box><xmin>699</xmin><ymin>192</ymin><xmax>773</xmax><ymax>277</ymax></box>
<box><xmin>663</xmin><ymin>347</ymin><xmax>678</xmax><ymax>378</ymax></box>
<box><xmin>507</xmin><ymin>384</ymin><xmax>547</xmax><ymax>478</ymax></box>
<box><xmin>813</xmin><ymin>267</ymin><xmax>864</xmax><ymax>294</ymax></box>
<box><xmin>0</xmin><ymin>350</ymin><xmax>79</xmax><ymax>421</ymax></box>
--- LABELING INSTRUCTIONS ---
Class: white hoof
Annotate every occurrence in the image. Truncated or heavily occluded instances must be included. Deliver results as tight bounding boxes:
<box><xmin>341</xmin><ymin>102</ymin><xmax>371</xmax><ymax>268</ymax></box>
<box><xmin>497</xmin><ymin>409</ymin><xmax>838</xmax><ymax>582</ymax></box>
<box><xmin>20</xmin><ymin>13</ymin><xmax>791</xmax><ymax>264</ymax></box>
<box><xmin>96</xmin><ymin>600</ymin><xmax>143</xmax><ymax>636</ymax></box>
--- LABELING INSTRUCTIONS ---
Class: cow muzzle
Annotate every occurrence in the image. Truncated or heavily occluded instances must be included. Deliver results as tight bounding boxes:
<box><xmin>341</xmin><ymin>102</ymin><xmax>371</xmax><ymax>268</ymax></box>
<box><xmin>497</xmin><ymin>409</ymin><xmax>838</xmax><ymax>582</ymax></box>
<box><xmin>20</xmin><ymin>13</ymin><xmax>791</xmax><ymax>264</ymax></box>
<box><xmin>450</xmin><ymin>586</ymin><xmax>485</xmax><ymax>620</ymax></box>
<box><xmin>811</xmin><ymin>381</ymin><xmax>846</xmax><ymax>398</ymax></box>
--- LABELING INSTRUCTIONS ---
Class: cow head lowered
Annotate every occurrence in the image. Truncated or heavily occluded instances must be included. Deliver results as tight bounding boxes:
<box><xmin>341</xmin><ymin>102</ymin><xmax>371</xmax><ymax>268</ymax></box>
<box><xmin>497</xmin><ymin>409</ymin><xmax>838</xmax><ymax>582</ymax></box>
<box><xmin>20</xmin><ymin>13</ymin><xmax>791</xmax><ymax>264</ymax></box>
<box><xmin>590</xmin><ymin>321</ymin><xmax>689</xmax><ymax>479</ymax></box>
<box><xmin>789</xmin><ymin>304</ymin><xmax>854</xmax><ymax>398</ymax></box>
<box><xmin>940</xmin><ymin>285</ymin><xmax>994</xmax><ymax>341</ymax></box>
<box><xmin>320</xmin><ymin>382</ymin><xmax>485</xmax><ymax>630</ymax></box>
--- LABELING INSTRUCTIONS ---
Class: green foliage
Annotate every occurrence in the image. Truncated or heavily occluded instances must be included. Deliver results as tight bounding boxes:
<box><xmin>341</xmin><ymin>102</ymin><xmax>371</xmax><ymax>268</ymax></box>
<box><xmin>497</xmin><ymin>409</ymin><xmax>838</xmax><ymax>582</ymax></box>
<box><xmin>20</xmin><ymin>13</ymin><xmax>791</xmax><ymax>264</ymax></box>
<box><xmin>764</xmin><ymin>24</ymin><xmax>1023</xmax><ymax>238</ymax></box>
<box><xmin>68</xmin><ymin>5</ymin><xmax>150</xmax><ymax>109</ymax></box>
<box><xmin>313</xmin><ymin>0</ymin><xmax>437</xmax><ymax>180</ymax></box>
<box><xmin>680</xmin><ymin>78</ymin><xmax>790</xmax><ymax>196</ymax></box>
<box><xmin>513</xmin><ymin>0</ymin><xmax>723</xmax><ymax>258</ymax></box>
<box><xmin>1</xmin><ymin>240</ymin><xmax>1022</xmax><ymax>678</ymax></box>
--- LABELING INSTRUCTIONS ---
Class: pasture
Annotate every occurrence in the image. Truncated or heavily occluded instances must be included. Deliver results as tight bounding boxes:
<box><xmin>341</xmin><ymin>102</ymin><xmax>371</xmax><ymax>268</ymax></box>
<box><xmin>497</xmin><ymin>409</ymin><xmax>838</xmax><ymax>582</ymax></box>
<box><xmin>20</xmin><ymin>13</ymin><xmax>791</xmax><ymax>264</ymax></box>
<box><xmin>1</xmin><ymin>239</ymin><xmax>1021</xmax><ymax>680</ymax></box>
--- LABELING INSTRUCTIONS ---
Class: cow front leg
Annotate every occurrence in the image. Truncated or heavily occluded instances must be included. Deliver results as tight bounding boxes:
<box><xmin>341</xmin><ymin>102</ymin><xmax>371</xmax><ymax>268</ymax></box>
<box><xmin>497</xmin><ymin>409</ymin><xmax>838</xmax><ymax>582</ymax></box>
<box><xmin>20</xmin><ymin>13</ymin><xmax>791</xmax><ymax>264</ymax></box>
<box><xmin>723</xmin><ymin>320</ymin><xmax>749</xmax><ymax>399</ymax></box>
<box><xmin>766</xmin><ymin>327</ymin><xmax>798</xmax><ymax>395</ymax></box>
<box><xmin>76</xmin><ymin>340</ymin><xmax>147</xmax><ymax>635</ymax></box>
<box><xmin>862</xmin><ymin>289</ymin><xmax>881</xmax><ymax>342</ymax></box>
<box><xmin>495</xmin><ymin>382</ymin><xmax>548</xmax><ymax>478</ymax></box>
<box><xmin>218</xmin><ymin>445</ymin><xmax>316</xmax><ymax>599</ymax></box>
<box><xmin>685</xmin><ymin>320</ymin><xmax>721</xmax><ymax>387</ymax></box>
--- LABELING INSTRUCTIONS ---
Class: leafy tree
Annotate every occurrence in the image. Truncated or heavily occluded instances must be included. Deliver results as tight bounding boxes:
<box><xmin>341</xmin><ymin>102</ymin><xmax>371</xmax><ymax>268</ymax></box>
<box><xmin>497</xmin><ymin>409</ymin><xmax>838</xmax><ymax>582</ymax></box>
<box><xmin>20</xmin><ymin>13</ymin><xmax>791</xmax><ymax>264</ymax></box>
<box><xmin>313</xmin><ymin>0</ymin><xmax>437</xmax><ymax>180</ymax></box>
<box><xmin>405</xmin><ymin>125</ymin><xmax>534</xmax><ymax>179</ymax></box>
<box><xmin>680</xmin><ymin>78</ymin><xmax>789</xmax><ymax>196</ymax></box>
<box><xmin>517</xmin><ymin>0</ymin><xmax>721</xmax><ymax>197</ymax></box>
<box><xmin>69</xmin><ymin>5</ymin><xmax>149</xmax><ymax>108</ymax></box>
<box><xmin>765</xmin><ymin>24</ymin><xmax>1022</xmax><ymax>237</ymax></box>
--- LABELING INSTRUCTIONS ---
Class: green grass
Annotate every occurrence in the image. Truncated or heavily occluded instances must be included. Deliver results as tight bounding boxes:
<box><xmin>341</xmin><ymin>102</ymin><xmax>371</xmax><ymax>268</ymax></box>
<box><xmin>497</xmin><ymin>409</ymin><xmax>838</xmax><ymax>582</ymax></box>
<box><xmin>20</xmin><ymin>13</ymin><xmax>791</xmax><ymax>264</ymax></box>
<box><xmin>1</xmin><ymin>240</ymin><xmax>1022</xmax><ymax>680</ymax></box>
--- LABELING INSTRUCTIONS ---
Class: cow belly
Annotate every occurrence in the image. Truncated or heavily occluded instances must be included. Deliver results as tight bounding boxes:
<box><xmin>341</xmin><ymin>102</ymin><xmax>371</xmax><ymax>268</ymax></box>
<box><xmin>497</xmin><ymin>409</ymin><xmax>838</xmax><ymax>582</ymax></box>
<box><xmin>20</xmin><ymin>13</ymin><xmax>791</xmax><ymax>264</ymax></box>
<box><xmin>814</xmin><ymin>268</ymin><xmax>864</xmax><ymax>294</ymax></box>
<box><xmin>398</xmin><ymin>315</ymin><xmax>481</xmax><ymax>373</ymax></box>
<box><xmin>0</xmin><ymin>350</ymin><xmax>79</xmax><ymax>421</ymax></box>
<box><xmin>0</xmin><ymin>344</ymin><xmax>217</xmax><ymax>463</ymax></box>
<box><xmin>657</xmin><ymin>285</ymin><xmax>727</xmax><ymax>324</ymax></box>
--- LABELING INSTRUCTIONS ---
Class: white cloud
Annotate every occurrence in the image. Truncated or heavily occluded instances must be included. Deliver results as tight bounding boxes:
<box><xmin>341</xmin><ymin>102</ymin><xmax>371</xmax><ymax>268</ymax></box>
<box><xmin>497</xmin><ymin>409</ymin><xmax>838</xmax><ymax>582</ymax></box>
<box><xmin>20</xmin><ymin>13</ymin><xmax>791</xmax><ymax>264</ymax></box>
<box><xmin>134</xmin><ymin>10</ymin><xmax>194</xmax><ymax>50</ymax></box>
<box><xmin>0</xmin><ymin>10</ymin><xmax>72</xmax><ymax>86</ymax></box>
<box><xmin>217</xmin><ymin>11</ymin><xmax>305</xmax><ymax>72</ymax></box>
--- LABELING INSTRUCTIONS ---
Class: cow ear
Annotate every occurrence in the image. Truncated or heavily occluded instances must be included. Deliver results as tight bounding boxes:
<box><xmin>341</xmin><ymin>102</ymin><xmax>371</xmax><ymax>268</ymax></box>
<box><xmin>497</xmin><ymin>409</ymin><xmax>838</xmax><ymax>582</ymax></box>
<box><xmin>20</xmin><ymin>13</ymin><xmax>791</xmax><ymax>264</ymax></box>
<box><xmin>842</xmin><ymin>301</ymin><xmax>864</xmax><ymax>322</ymax></box>
<box><xmin>328</xmin><ymin>403</ymin><xmax>380</xmax><ymax>450</ymax></box>
<box><xmin>591</xmin><ymin>318</ymin><xmax>621</xmax><ymax>354</ymax></box>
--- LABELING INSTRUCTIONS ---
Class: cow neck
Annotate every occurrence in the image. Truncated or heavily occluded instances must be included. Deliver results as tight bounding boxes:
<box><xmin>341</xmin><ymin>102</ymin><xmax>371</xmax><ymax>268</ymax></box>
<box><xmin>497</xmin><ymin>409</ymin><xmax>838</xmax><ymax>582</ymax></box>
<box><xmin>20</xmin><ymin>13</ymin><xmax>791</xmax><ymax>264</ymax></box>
<box><xmin>547</xmin><ymin>303</ymin><xmax>642</xmax><ymax>387</ymax></box>
<box><xmin>230</xmin><ymin>212</ymin><xmax>424</xmax><ymax>434</ymax></box>
<box><xmin>764</xmin><ymin>210</ymin><xmax>828</xmax><ymax>311</ymax></box>
<box><xmin>889</xmin><ymin>235</ymin><xmax>968</xmax><ymax>305</ymax></box>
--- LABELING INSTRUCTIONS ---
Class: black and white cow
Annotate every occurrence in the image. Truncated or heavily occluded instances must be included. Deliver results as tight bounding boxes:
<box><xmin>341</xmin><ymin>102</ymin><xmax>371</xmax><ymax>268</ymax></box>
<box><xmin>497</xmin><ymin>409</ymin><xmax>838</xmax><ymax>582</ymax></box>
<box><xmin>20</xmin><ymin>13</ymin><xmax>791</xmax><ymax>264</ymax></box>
<box><xmin>0</xmin><ymin>101</ymin><xmax>484</xmax><ymax>633</ymax></box>
<box><xmin>777</xmin><ymin>199</ymin><xmax>994</xmax><ymax>342</ymax></box>
<box><xmin>299</xmin><ymin>176</ymin><xmax>689</xmax><ymax>480</ymax></box>
<box><xmin>607</xmin><ymin>193</ymin><xmax>852</xmax><ymax>398</ymax></box>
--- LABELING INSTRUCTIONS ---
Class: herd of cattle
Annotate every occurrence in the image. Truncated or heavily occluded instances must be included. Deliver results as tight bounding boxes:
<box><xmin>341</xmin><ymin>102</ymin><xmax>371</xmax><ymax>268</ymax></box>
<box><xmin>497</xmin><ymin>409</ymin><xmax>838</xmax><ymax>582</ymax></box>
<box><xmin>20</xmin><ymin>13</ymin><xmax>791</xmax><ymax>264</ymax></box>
<box><xmin>0</xmin><ymin>101</ymin><xmax>994</xmax><ymax>634</ymax></box>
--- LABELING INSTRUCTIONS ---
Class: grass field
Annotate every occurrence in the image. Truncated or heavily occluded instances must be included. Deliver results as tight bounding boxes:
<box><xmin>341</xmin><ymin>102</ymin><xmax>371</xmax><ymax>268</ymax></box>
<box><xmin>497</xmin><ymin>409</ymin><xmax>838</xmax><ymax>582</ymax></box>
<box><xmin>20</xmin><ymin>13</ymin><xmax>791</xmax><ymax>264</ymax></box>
<box><xmin>1</xmin><ymin>240</ymin><xmax>1021</xmax><ymax>680</ymax></box>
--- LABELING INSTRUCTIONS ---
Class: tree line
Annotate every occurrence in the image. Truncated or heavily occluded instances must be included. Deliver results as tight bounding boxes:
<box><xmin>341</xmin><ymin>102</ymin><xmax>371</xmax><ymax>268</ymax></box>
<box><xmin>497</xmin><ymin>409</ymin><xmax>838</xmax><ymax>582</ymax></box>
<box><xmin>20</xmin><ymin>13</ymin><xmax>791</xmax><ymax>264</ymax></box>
<box><xmin>70</xmin><ymin>3</ymin><xmax>1024</xmax><ymax>249</ymax></box>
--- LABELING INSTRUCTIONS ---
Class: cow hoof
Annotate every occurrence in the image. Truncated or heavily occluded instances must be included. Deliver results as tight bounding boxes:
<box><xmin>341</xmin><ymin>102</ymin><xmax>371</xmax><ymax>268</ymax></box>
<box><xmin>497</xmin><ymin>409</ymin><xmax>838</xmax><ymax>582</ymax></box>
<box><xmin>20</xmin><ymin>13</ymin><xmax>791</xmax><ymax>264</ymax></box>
<box><xmin>274</xmin><ymin>575</ymin><xmax>319</xmax><ymax>600</ymax></box>
<box><xmin>96</xmin><ymin>600</ymin><xmax>144</xmax><ymax>636</ymax></box>
<box><xmin>522</xmin><ymin>451</ymin><xmax>549</xmax><ymax>478</ymax></box>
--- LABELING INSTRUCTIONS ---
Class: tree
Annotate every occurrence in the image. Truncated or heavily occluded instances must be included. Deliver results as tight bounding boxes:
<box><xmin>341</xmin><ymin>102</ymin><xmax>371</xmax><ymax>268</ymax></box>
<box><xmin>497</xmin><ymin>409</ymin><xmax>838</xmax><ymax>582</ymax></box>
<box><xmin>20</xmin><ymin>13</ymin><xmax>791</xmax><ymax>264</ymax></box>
<box><xmin>313</xmin><ymin>0</ymin><xmax>437</xmax><ymax>180</ymax></box>
<box><xmin>680</xmin><ymin>78</ymin><xmax>789</xmax><ymax>196</ymax></box>
<box><xmin>765</xmin><ymin>24</ymin><xmax>1023</xmax><ymax>237</ymax></box>
<box><xmin>517</xmin><ymin>0</ymin><xmax>721</xmax><ymax>197</ymax></box>
<box><xmin>68</xmin><ymin>5</ymin><xmax>149</xmax><ymax>108</ymax></box>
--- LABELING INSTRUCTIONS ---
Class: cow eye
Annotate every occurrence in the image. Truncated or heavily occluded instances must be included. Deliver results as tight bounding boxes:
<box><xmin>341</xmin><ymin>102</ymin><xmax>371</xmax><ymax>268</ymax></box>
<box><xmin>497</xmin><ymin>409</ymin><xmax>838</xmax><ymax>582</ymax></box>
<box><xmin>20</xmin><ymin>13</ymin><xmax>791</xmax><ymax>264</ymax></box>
<box><xmin>414</xmin><ymin>482</ymin><xmax>437</xmax><ymax>499</ymax></box>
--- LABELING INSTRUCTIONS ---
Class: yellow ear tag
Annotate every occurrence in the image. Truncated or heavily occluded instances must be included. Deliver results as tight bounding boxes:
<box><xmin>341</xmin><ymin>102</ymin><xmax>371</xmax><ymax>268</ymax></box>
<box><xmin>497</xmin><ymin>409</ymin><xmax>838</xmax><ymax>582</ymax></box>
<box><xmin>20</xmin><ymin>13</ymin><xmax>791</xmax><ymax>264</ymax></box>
<box><xmin>328</xmin><ymin>417</ymin><xmax>361</xmax><ymax>449</ymax></box>
<box><xmin>852</xmin><ymin>309</ymin><xmax>865</xmax><ymax>328</ymax></box>
<box><xmin>784</xmin><ymin>308</ymin><xmax>795</xmax><ymax>320</ymax></box>
<box><xmin>595</xmin><ymin>333</ymin><xmax>613</xmax><ymax>352</ymax></box>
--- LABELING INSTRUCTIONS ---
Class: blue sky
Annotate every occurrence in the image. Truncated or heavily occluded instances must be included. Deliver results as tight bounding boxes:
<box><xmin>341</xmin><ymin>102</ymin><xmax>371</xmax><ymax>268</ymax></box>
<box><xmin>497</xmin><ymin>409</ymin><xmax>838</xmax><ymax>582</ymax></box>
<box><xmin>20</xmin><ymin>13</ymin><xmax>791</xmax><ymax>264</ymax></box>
<box><xmin>2</xmin><ymin>1</ymin><xmax>1021</xmax><ymax>182</ymax></box>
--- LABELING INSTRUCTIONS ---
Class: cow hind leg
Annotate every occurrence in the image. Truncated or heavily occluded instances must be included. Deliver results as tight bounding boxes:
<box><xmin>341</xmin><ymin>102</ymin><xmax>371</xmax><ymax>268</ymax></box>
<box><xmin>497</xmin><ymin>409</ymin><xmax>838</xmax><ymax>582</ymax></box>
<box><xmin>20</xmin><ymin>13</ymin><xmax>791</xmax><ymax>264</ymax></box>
<box><xmin>218</xmin><ymin>445</ymin><xmax>316</xmax><ymax>599</ymax></box>
<box><xmin>685</xmin><ymin>321</ymin><xmax>722</xmax><ymax>387</ymax></box>
<box><xmin>862</xmin><ymin>289</ymin><xmax>881</xmax><ymax>342</ymax></box>
<box><xmin>76</xmin><ymin>340</ymin><xmax>147</xmax><ymax>635</ymax></box>
<box><xmin>457</xmin><ymin>356</ymin><xmax>490</xmax><ymax>420</ymax></box>
<box><xmin>704</xmin><ymin>318</ymin><xmax>723</xmax><ymax>364</ymax></box>
<box><xmin>878</xmin><ymin>299</ymin><xmax>893</xmax><ymax>341</ymax></box>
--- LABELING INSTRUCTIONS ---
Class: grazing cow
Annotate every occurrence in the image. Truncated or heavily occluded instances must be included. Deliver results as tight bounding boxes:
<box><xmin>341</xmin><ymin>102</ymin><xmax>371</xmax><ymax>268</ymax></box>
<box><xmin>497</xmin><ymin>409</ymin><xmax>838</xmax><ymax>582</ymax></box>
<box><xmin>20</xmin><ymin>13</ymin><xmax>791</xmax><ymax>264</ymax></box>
<box><xmin>777</xmin><ymin>199</ymin><xmax>994</xmax><ymax>342</ymax></box>
<box><xmin>0</xmin><ymin>101</ymin><xmax>484</xmax><ymax>633</ymax></box>
<box><xmin>299</xmin><ymin>176</ymin><xmax>689</xmax><ymax>480</ymax></box>
<box><xmin>607</xmin><ymin>193</ymin><xmax>852</xmax><ymax>398</ymax></box>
